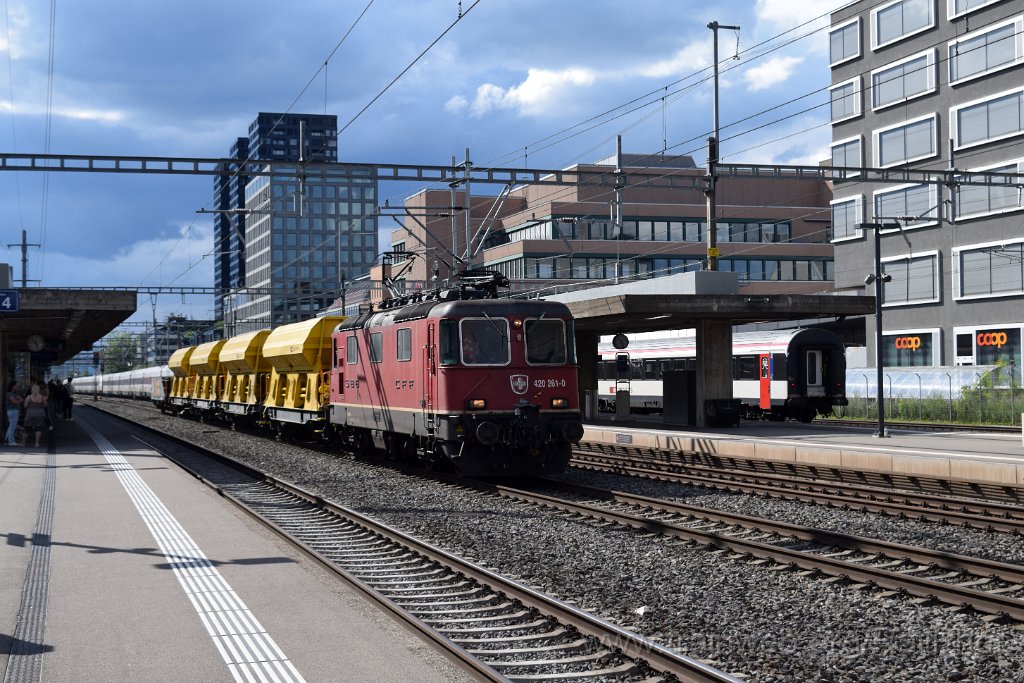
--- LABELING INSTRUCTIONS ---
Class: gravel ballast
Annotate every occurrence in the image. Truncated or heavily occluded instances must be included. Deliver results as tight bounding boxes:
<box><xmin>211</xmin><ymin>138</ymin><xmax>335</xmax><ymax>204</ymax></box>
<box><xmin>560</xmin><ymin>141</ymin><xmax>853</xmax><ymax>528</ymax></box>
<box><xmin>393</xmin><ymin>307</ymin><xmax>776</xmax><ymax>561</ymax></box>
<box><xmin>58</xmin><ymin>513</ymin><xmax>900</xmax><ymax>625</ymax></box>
<box><xmin>90</xmin><ymin>402</ymin><xmax>1024</xmax><ymax>683</ymax></box>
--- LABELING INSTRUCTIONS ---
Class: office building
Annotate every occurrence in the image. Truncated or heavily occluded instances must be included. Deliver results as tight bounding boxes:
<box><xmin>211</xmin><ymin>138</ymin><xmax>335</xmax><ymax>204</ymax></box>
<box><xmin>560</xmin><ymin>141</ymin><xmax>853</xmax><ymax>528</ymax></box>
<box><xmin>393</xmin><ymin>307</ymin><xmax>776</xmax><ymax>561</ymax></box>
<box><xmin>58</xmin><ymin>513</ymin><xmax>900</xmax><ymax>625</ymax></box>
<box><xmin>828</xmin><ymin>0</ymin><xmax>1024</xmax><ymax>377</ymax></box>
<box><xmin>392</xmin><ymin>154</ymin><xmax>837</xmax><ymax>300</ymax></box>
<box><xmin>215</xmin><ymin>113</ymin><xmax>378</xmax><ymax>335</ymax></box>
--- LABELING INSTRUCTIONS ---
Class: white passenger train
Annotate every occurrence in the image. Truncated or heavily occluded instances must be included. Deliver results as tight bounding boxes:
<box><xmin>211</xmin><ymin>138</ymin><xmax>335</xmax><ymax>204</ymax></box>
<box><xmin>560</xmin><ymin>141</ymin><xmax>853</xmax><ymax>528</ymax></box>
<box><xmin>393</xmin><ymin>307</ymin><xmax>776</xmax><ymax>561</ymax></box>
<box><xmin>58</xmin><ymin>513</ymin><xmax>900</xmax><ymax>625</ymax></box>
<box><xmin>72</xmin><ymin>365</ymin><xmax>172</xmax><ymax>405</ymax></box>
<box><xmin>597</xmin><ymin>328</ymin><xmax>848</xmax><ymax>422</ymax></box>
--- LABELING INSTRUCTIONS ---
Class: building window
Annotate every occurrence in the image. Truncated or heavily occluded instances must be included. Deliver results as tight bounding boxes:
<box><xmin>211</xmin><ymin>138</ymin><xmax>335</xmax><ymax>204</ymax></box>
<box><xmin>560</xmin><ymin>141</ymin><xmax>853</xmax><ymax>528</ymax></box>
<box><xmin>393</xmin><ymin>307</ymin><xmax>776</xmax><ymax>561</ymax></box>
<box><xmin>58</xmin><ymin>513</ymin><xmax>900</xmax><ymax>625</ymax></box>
<box><xmin>948</xmin><ymin>0</ymin><xmax>1003</xmax><ymax>19</ymax></box>
<box><xmin>881</xmin><ymin>330</ymin><xmax>938</xmax><ymax>367</ymax></box>
<box><xmin>830</xmin><ymin>196</ymin><xmax>863</xmax><ymax>242</ymax></box>
<box><xmin>956</xmin><ymin>240</ymin><xmax>1024</xmax><ymax>299</ymax></box>
<box><xmin>829</xmin><ymin>77</ymin><xmax>861</xmax><ymax>123</ymax></box>
<box><xmin>871</xmin><ymin>49</ymin><xmax>936</xmax><ymax>110</ymax></box>
<box><xmin>953</xmin><ymin>87</ymin><xmax>1024</xmax><ymax>150</ymax></box>
<box><xmin>948</xmin><ymin>17</ymin><xmax>1024</xmax><ymax>85</ymax></box>
<box><xmin>874</xmin><ymin>113</ymin><xmax>937</xmax><ymax>167</ymax></box>
<box><xmin>830</xmin><ymin>17</ymin><xmax>861</xmax><ymax>66</ymax></box>
<box><xmin>872</xmin><ymin>0</ymin><xmax>935</xmax><ymax>50</ymax></box>
<box><xmin>882</xmin><ymin>251</ymin><xmax>940</xmax><ymax>306</ymax></box>
<box><xmin>970</xmin><ymin>326</ymin><xmax>1022</xmax><ymax>381</ymax></box>
<box><xmin>873</xmin><ymin>183</ymin><xmax>938</xmax><ymax>229</ymax></box>
<box><xmin>831</xmin><ymin>136</ymin><xmax>862</xmax><ymax>173</ymax></box>
<box><xmin>955</xmin><ymin>159</ymin><xmax>1023</xmax><ymax>220</ymax></box>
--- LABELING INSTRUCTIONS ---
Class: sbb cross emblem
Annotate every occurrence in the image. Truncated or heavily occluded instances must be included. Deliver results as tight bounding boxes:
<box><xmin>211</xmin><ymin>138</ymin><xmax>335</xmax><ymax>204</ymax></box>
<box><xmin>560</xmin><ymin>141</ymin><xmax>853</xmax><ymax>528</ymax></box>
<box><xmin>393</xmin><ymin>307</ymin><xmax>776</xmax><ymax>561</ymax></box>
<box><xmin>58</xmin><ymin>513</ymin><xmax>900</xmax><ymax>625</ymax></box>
<box><xmin>510</xmin><ymin>374</ymin><xmax>528</xmax><ymax>395</ymax></box>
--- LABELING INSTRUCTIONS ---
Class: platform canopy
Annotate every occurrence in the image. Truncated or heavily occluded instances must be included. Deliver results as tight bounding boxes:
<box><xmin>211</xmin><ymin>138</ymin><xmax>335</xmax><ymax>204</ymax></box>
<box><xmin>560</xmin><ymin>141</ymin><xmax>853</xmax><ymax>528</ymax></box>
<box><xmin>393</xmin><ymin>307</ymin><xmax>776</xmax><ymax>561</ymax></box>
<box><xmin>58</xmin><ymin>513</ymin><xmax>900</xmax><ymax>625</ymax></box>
<box><xmin>549</xmin><ymin>271</ymin><xmax>874</xmax><ymax>334</ymax></box>
<box><xmin>0</xmin><ymin>288</ymin><xmax>137</xmax><ymax>364</ymax></box>
<box><xmin>565</xmin><ymin>293</ymin><xmax>875</xmax><ymax>334</ymax></box>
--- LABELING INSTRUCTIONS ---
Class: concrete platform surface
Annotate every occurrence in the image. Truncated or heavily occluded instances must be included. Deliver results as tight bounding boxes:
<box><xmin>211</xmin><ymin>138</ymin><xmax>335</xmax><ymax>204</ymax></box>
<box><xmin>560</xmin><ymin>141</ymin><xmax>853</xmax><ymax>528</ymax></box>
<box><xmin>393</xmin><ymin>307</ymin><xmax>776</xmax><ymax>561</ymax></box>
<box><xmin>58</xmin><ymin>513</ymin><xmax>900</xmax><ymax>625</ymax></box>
<box><xmin>584</xmin><ymin>416</ymin><xmax>1024</xmax><ymax>487</ymax></box>
<box><xmin>1</xmin><ymin>411</ymin><xmax>473</xmax><ymax>683</ymax></box>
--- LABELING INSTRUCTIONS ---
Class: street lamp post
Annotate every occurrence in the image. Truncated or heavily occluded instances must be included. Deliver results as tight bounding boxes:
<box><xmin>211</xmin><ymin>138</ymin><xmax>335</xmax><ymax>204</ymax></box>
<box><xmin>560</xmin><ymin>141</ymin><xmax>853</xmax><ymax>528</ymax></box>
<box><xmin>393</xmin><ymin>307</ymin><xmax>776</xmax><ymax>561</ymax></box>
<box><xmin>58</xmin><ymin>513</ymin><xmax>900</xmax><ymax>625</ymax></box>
<box><xmin>859</xmin><ymin>221</ymin><xmax>898</xmax><ymax>438</ymax></box>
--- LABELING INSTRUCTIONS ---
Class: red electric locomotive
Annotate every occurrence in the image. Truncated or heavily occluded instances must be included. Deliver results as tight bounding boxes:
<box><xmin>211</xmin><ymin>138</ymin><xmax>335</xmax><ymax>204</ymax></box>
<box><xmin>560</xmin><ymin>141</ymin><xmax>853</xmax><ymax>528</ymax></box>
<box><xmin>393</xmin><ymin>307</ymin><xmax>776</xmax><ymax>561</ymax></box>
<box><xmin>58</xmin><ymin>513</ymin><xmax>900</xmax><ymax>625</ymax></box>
<box><xmin>329</xmin><ymin>273</ymin><xmax>585</xmax><ymax>476</ymax></box>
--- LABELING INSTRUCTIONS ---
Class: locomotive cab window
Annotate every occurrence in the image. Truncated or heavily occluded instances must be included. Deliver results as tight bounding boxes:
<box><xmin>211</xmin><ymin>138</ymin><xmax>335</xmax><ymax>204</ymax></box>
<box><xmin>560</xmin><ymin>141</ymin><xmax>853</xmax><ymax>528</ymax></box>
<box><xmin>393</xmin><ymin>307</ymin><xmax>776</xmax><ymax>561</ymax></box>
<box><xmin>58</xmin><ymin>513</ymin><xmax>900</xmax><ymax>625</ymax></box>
<box><xmin>525</xmin><ymin>318</ymin><xmax>567</xmax><ymax>364</ymax></box>
<box><xmin>440</xmin><ymin>319</ymin><xmax>459</xmax><ymax>366</ymax></box>
<box><xmin>346</xmin><ymin>335</ymin><xmax>358</xmax><ymax>364</ymax></box>
<box><xmin>461</xmin><ymin>318</ymin><xmax>510</xmax><ymax>365</ymax></box>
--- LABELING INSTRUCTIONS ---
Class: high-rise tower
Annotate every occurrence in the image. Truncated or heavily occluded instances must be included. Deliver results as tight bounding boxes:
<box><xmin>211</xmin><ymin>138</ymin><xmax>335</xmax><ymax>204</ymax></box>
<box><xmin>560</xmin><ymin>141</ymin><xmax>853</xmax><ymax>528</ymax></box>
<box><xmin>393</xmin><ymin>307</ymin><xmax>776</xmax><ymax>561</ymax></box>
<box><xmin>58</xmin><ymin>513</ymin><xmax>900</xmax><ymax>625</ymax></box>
<box><xmin>213</xmin><ymin>113</ymin><xmax>378</xmax><ymax>335</ymax></box>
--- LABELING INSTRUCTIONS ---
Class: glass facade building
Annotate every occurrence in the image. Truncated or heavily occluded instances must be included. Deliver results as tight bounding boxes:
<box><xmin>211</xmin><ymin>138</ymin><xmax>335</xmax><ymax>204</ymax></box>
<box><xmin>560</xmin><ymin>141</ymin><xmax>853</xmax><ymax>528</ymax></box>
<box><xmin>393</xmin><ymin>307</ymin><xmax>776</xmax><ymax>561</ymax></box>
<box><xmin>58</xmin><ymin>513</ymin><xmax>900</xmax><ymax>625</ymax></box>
<box><xmin>214</xmin><ymin>113</ymin><xmax>378</xmax><ymax>335</ymax></box>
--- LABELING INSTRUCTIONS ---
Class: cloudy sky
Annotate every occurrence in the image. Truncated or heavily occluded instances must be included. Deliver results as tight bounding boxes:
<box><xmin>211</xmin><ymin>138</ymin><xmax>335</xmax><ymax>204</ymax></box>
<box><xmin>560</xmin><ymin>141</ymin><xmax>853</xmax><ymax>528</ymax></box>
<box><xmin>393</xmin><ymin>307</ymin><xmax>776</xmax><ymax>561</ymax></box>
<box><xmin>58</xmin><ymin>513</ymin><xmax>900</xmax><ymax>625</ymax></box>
<box><xmin>0</xmin><ymin>0</ymin><xmax>842</xmax><ymax>324</ymax></box>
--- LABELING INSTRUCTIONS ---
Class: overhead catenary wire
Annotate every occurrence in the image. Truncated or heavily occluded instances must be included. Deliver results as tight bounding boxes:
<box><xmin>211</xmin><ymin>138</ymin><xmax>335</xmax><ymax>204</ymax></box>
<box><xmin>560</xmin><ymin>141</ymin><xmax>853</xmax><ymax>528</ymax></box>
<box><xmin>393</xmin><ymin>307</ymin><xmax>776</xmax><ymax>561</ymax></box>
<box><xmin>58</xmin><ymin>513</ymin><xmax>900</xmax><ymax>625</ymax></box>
<box><xmin>2</xmin><ymin>0</ymin><xmax>25</xmax><ymax>236</ymax></box>
<box><xmin>150</xmin><ymin>0</ymin><xmax>379</xmax><ymax>294</ymax></box>
<box><xmin>420</xmin><ymin>2</ymin><xmax>1019</xmax><ymax>254</ymax></box>
<box><xmin>174</xmin><ymin>0</ymin><xmax>482</xmax><ymax>314</ymax></box>
<box><xmin>37</xmin><ymin>0</ymin><xmax>56</xmax><ymax>283</ymax></box>
<box><xmin>362</xmin><ymin>0</ymin><xmax>1017</xmax><ymax>275</ymax></box>
<box><xmin>169</xmin><ymin>0</ymin><xmax>1024</xmax><ymax>317</ymax></box>
<box><xmin>338</xmin><ymin>0</ymin><xmax>481</xmax><ymax>136</ymax></box>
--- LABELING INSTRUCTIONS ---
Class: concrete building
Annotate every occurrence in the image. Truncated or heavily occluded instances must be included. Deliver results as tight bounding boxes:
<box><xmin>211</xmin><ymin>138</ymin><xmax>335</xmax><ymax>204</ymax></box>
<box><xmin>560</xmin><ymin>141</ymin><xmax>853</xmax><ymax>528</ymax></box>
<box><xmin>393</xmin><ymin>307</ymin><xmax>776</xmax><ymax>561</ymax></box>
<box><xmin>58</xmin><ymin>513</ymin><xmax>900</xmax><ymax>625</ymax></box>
<box><xmin>392</xmin><ymin>153</ymin><xmax>837</xmax><ymax>303</ymax></box>
<box><xmin>828</xmin><ymin>0</ymin><xmax>1024</xmax><ymax>378</ymax></box>
<box><xmin>217</xmin><ymin>113</ymin><xmax>378</xmax><ymax>336</ymax></box>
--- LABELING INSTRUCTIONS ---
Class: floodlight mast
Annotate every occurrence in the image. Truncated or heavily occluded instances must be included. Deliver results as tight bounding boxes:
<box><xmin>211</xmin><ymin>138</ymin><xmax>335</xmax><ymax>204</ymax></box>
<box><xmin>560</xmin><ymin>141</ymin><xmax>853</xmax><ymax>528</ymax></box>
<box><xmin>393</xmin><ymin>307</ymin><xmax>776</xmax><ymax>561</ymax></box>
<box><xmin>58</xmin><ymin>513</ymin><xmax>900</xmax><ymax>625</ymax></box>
<box><xmin>859</xmin><ymin>220</ymin><xmax>901</xmax><ymax>438</ymax></box>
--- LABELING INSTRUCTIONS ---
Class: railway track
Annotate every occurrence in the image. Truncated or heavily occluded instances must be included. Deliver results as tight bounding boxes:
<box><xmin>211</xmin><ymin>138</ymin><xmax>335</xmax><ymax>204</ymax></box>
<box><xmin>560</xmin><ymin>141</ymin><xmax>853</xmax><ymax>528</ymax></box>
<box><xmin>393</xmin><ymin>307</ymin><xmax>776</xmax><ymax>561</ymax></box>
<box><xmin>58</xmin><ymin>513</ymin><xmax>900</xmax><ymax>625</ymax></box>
<box><xmin>459</xmin><ymin>478</ymin><xmax>1024</xmax><ymax>624</ymax></box>
<box><xmin>128</xmin><ymin>419</ymin><xmax>739</xmax><ymax>683</ymax></box>
<box><xmin>573</xmin><ymin>444</ymin><xmax>1024</xmax><ymax>529</ymax></box>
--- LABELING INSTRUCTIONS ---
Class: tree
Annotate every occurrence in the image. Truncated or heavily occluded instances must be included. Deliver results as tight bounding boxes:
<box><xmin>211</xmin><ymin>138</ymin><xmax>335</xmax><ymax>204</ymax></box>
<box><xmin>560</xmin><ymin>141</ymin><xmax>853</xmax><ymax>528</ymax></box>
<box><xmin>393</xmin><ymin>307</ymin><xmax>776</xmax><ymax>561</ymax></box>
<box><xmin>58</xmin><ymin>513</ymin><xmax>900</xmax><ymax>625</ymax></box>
<box><xmin>102</xmin><ymin>332</ymin><xmax>140</xmax><ymax>373</ymax></box>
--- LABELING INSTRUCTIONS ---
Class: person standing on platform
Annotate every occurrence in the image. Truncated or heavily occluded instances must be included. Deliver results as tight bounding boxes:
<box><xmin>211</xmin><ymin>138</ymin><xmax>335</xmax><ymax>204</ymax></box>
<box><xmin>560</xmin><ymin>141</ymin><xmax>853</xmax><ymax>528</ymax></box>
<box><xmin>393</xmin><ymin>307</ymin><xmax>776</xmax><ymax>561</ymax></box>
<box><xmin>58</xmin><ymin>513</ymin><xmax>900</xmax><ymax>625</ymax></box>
<box><xmin>5</xmin><ymin>381</ymin><xmax>22</xmax><ymax>446</ymax></box>
<box><xmin>22</xmin><ymin>384</ymin><xmax>50</xmax><ymax>448</ymax></box>
<box><xmin>63</xmin><ymin>378</ymin><xmax>74</xmax><ymax>419</ymax></box>
<box><xmin>48</xmin><ymin>379</ymin><xmax>62</xmax><ymax>420</ymax></box>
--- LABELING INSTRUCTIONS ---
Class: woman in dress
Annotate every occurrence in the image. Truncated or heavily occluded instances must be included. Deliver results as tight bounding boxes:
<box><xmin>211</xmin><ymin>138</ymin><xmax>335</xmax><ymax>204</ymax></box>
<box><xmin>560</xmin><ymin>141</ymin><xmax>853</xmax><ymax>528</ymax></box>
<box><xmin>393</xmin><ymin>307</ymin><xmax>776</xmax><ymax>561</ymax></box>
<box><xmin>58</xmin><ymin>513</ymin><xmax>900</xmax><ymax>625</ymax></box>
<box><xmin>22</xmin><ymin>384</ymin><xmax>49</xmax><ymax>448</ymax></box>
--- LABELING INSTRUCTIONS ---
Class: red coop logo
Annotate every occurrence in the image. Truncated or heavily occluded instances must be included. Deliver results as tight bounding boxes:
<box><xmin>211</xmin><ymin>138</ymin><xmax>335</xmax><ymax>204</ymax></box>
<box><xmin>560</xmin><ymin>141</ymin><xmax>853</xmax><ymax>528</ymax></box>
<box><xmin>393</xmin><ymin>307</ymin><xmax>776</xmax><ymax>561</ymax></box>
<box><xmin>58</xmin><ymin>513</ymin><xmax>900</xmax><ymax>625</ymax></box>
<box><xmin>977</xmin><ymin>331</ymin><xmax>1008</xmax><ymax>348</ymax></box>
<box><xmin>894</xmin><ymin>336</ymin><xmax>921</xmax><ymax>350</ymax></box>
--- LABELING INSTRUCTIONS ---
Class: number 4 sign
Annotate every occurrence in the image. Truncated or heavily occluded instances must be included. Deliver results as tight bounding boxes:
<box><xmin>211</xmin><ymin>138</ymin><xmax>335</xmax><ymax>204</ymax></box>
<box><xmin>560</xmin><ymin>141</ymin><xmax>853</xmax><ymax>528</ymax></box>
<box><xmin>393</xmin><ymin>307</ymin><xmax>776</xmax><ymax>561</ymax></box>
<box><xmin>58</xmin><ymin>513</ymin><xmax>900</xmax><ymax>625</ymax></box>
<box><xmin>0</xmin><ymin>289</ymin><xmax>20</xmax><ymax>312</ymax></box>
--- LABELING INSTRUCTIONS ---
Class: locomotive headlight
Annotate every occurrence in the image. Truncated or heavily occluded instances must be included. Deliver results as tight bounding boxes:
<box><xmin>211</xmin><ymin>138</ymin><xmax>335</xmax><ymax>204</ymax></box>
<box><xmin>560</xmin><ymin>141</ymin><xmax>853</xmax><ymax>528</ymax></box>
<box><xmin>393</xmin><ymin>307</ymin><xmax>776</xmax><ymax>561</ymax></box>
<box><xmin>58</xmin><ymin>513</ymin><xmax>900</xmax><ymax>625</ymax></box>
<box><xmin>551</xmin><ymin>397</ymin><xmax>569</xmax><ymax>409</ymax></box>
<box><xmin>468</xmin><ymin>398</ymin><xmax>487</xmax><ymax>410</ymax></box>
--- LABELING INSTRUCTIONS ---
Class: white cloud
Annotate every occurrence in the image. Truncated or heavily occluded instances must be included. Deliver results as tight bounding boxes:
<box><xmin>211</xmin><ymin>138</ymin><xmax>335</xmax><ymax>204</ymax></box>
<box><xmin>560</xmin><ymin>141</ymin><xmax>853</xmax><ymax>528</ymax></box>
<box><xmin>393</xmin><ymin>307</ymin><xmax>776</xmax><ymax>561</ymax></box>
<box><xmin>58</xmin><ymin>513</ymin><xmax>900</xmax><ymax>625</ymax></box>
<box><xmin>0</xmin><ymin>100</ymin><xmax>124</xmax><ymax>123</ymax></box>
<box><xmin>444</xmin><ymin>95</ymin><xmax>468</xmax><ymax>113</ymax></box>
<box><xmin>44</xmin><ymin>222</ymin><xmax>214</xmax><ymax>289</ymax></box>
<box><xmin>450</xmin><ymin>36</ymin><xmax>715</xmax><ymax>119</ymax></box>
<box><xmin>754</xmin><ymin>0</ymin><xmax>835</xmax><ymax>54</ymax></box>
<box><xmin>469</xmin><ymin>67</ymin><xmax>597</xmax><ymax>116</ymax></box>
<box><xmin>40</xmin><ymin>222</ymin><xmax>217</xmax><ymax>325</ymax></box>
<box><xmin>755</xmin><ymin>0</ymin><xmax>837</xmax><ymax>28</ymax></box>
<box><xmin>634</xmin><ymin>40</ymin><xmax>710</xmax><ymax>79</ymax></box>
<box><xmin>744</xmin><ymin>55</ymin><xmax>804</xmax><ymax>91</ymax></box>
<box><xmin>728</xmin><ymin>114</ymin><xmax>831</xmax><ymax>166</ymax></box>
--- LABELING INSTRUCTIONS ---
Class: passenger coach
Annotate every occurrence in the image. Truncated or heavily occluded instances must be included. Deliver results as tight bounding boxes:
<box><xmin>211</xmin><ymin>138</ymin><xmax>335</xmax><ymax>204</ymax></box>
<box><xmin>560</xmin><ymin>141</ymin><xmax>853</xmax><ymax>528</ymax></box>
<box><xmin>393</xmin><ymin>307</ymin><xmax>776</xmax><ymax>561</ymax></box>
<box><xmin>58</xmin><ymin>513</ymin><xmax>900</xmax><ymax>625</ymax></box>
<box><xmin>598</xmin><ymin>328</ymin><xmax>848</xmax><ymax>422</ymax></box>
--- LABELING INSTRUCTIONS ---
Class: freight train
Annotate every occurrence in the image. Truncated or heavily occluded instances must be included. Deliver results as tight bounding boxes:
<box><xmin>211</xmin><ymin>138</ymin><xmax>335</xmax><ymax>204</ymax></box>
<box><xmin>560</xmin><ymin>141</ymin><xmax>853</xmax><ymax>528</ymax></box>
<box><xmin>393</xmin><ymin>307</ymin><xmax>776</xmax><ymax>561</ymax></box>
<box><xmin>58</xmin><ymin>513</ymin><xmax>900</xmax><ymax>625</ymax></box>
<box><xmin>75</xmin><ymin>273</ymin><xmax>585</xmax><ymax>476</ymax></box>
<box><xmin>597</xmin><ymin>328</ymin><xmax>848</xmax><ymax>422</ymax></box>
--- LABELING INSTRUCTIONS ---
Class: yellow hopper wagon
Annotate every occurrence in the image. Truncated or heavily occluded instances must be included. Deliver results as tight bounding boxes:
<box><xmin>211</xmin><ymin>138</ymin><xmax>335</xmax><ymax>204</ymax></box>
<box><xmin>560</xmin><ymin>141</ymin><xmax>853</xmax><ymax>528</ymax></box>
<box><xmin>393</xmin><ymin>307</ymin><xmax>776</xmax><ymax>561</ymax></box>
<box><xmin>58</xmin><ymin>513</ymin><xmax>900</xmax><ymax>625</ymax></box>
<box><xmin>218</xmin><ymin>329</ymin><xmax>272</xmax><ymax>423</ymax></box>
<box><xmin>262</xmin><ymin>316</ymin><xmax>344</xmax><ymax>431</ymax></box>
<box><xmin>188</xmin><ymin>340</ymin><xmax>226</xmax><ymax>410</ymax></box>
<box><xmin>167</xmin><ymin>346</ymin><xmax>196</xmax><ymax>409</ymax></box>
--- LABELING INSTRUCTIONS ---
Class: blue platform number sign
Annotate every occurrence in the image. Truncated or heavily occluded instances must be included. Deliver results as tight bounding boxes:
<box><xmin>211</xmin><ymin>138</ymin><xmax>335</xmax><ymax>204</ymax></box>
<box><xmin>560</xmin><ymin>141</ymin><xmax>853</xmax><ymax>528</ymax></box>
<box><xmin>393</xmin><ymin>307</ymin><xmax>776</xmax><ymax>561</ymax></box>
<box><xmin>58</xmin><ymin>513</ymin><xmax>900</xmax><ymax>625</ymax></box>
<box><xmin>0</xmin><ymin>289</ymin><xmax>18</xmax><ymax>313</ymax></box>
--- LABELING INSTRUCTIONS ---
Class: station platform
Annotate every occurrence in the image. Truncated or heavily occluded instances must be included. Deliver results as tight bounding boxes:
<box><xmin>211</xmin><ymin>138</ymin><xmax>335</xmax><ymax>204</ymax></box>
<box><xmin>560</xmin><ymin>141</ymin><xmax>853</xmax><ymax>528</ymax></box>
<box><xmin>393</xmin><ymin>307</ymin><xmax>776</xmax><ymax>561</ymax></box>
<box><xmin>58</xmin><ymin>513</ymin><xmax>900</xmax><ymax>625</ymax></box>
<box><xmin>583</xmin><ymin>416</ymin><xmax>1024</xmax><ymax>488</ymax></box>
<box><xmin>1</xmin><ymin>409</ymin><xmax>470</xmax><ymax>682</ymax></box>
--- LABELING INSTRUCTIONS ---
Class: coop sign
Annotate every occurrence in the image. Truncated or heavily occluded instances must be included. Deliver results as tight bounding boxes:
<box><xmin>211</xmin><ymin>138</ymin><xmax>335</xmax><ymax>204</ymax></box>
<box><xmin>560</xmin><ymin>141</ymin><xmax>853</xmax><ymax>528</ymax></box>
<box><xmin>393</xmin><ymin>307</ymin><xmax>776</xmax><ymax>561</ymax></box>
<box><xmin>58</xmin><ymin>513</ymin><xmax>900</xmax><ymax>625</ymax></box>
<box><xmin>894</xmin><ymin>336</ymin><xmax>922</xmax><ymax>350</ymax></box>
<box><xmin>977</xmin><ymin>331</ymin><xmax>1009</xmax><ymax>349</ymax></box>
